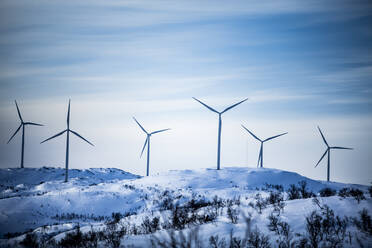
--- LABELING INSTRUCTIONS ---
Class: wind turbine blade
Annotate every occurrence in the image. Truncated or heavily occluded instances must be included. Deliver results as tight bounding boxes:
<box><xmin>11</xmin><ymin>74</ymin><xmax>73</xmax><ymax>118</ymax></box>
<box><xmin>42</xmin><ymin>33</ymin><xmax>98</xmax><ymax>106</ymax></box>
<box><xmin>40</xmin><ymin>129</ymin><xmax>67</xmax><ymax>144</ymax></box>
<box><xmin>7</xmin><ymin>124</ymin><xmax>22</xmax><ymax>144</ymax></box>
<box><xmin>221</xmin><ymin>98</ymin><xmax>248</xmax><ymax>114</ymax></box>
<box><xmin>331</xmin><ymin>146</ymin><xmax>353</xmax><ymax>150</ymax></box>
<box><xmin>151</xmin><ymin>128</ymin><xmax>171</xmax><ymax>135</ymax></box>
<box><xmin>192</xmin><ymin>97</ymin><xmax>219</xmax><ymax>114</ymax></box>
<box><xmin>241</xmin><ymin>125</ymin><xmax>261</xmax><ymax>142</ymax></box>
<box><xmin>15</xmin><ymin>100</ymin><xmax>23</xmax><ymax>122</ymax></box>
<box><xmin>133</xmin><ymin>117</ymin><xmax>148</xmax><ymax>134</ymax></box>
<box><xmin>317</xmin><ymin>126</ymin><xmax>329</xmax><ymax>147</ymax></box>
<box><xmin>263</xmin><ymin>132</ymin><xmax>288</xmax><ymax>142</ymax></box>
<box><xmin>24</xmin><ymin>122</ymin><xmax>43</xmax><ymax>126</ymax></box>
<box><xmin>140</xmin><ymin>137</ymin><xmax>148</xmax><ymax>158</ymax></box>
<box><xmin>67</xmin><ymin>99</ymin><xmax>71</xmax><ymax>127</ymax></box>
<box><xmin>315</xmin><ymin>150</ymin><xmax>328</xmax><ymax>168</ymax></box>
<box><xmin>70</xmin><ymin>130</ymin><xmax>94</xmax><ymax>146</ymax></box>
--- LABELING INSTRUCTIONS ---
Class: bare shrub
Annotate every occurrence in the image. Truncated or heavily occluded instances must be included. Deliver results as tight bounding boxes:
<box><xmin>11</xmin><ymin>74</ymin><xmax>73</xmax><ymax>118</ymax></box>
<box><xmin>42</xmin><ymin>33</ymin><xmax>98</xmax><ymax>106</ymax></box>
<box><xmin>353</xmin><ymin>208</ymin><xmax>372</xmax><ymax>235</ymax></box>
<box><xmin>266</xmin><ymin>191</ymin><xmax>285</xmax><ymax>214</ymax></box>
<box><xmin>251</xmin><ymin>193</ymin><xmax>267</xmax><ymax>214</ymax></box>
<box><xmin>337</xmin><ymin>187</ymin><xmax>365</xmax><ymax>203</ymax></box>
<box><xmin>58</xmin><ymin>224</ymin><xmax>84</xmax><ymax>248</ymax></box>
<box><xmin>302</xmin><ymin>204</ymin><xmax>349</xmax><ymax>248</ymax></box>
<box><xmin>209</xmin><ymin>235</ymin><xmax>226</xmax><ymax>248</ymax></box>
<box><xmin>287</xmin><ymin>184</ymin><xmax>301</xmax><ymax>200</ymax></box>
<box><xmin>103</xmin><ymin>221</ymin><xmax>126</xmax><ymax>248</ymax></box>
<box><xmin>227</xmin><ymin>205</ymin><xmax>239</xmax><ymax>224</ymax></box>
<box><xmin>150</xmin><ymin>227</ymin><xmax>201</xmax><ymax>248</ymax></box>
<box><xmin>319</xmin><ymin>188</ymin><xmax>336</xmax><ymax>197</ymax></box>
<box><xmin>287</xmin><ymin>181</ymin><xmax>314</xmax><ymax>200</ymax></box>
<box><xmin>267</xmin><ymin>213</ymin><xmax>295</xmax><ymax>248</ymax></box>
<box><xmin>20</xmin><ymin>233</ymin><xmax>39</xmax><ymax>248</ymax></box>
<box><xmin>141</xmin><ymin>216</ymin><xmax>160</xmax><ymax>234</ymax></box>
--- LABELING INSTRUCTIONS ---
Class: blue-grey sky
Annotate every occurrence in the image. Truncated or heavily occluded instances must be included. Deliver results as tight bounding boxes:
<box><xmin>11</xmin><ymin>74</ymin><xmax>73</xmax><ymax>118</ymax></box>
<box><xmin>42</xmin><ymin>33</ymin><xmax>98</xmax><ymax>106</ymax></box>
<box><xmin>1</xmin><ymin>0</ymin><xmax>371</xmax><ymax>184</ymax></box>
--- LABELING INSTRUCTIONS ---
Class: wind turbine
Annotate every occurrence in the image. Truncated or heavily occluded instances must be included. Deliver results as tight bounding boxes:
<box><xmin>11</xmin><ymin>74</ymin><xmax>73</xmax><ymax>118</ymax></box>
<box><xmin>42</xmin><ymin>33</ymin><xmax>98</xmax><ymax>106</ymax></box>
<box><xmin>41</xmin><ymin>100</ymin><xmax>93</xmax><ymax>182</ymax></box>
<box><xmin>193</xmin><ymin>97</ymin><xmax>248</xmax><ymax>170</ymax></box>
<box><xmin>133</xmin><ymin>117</ymin><xmax>170</xmax><ymax>176</ymax></box>
<box><xmin>241</xmin><ymin>125</ymin><xmax>287</xmax><ymax>168</ymax></box>
<box><xmin>7</xmin><ymin>100</ymin><xmax>43</xmax><ymax>168</ymax></box>
<box><xmin>315</xmin><ymin>126</ymin><xmax>353</xmax><ymax>182</ymax></box>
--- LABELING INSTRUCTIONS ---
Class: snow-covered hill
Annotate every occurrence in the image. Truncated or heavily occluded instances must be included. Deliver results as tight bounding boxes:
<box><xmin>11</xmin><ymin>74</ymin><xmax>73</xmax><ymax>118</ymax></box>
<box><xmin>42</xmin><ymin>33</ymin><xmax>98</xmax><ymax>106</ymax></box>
<box><xmin>135</xmin><ymin>167</ymin><xmax>360</xmax><ymax>192</ymax></box>
<box><xmin>0</xmin><ymin>167</ymin><xmax>140</xmax><ymax>190</ymax></box>
<box><xmin>0</xmin><ymin>167</ymin><xmax>371</xmax><ymax>247</ymax></box>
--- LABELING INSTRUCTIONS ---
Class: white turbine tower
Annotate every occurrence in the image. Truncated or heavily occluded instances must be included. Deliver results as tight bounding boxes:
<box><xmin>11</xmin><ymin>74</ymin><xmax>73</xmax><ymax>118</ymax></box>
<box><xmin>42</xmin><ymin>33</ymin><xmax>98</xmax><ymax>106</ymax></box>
<box><xmin>7</xmin><ymin>100</ymin><xmax>43</xmax><ymax>168</ymax></box>
<box><xmin>315</xmin><ymin>126</ymin><xmax>353</xmax><ymax>182</ymax></box>
<box><xmin>241</xmin><ymin>125</ymin><xmax>287</xmax><ymax>168</ymax></box>
<box><xmin>193</xmin><ymin>97</ymin><xmax>248</xmax><ymax>170</ymax></box>
<box><xmin>41</xmin><ymin>100</ymin><xmax>94</xmax><ymax>182</ymax></box>
<box><xmin>133</xmin><ymin>117</ymin><xmax>170</xmax><ymax>176</ymax></box>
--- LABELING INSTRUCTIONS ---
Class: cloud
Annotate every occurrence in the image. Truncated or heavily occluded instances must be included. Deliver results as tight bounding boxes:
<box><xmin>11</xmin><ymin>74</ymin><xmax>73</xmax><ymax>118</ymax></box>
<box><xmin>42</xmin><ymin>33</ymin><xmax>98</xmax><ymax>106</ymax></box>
<box><xmin>249</xmin><ymin>90</ymin><xmax>314</xmax><ymax>103</ymax></box>
<box><xmin>313</xmin><ymin>66</ymin><xmax>372</xmax><ymax>84</ymax></box>
<box><xmin>328</xmin><ymin>98</ymin><xmax>372</xmax><ymax>105</ymax></box>
<box><xmin>1</xmin><ymin>0</ymin><xmax>371</xmax><ymax>34</ymax></box>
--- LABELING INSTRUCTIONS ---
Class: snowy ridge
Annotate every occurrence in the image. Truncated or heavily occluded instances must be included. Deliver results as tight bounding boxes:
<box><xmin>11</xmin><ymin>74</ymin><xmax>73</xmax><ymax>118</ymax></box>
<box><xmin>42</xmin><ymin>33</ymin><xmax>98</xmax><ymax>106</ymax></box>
<box><xmin>0</xmin><ymin>166</ymin><xmax>370</xmax><ymax>247</ymax></box>
<box><xmin>0</xmin><ymin>167</ymin><xmax>140</xmax><ymax>193</ymax></box>
<box><xmin>143</xmin><ymin>167</ymin><xmax>362</xmax><ymax>192</ymax></box>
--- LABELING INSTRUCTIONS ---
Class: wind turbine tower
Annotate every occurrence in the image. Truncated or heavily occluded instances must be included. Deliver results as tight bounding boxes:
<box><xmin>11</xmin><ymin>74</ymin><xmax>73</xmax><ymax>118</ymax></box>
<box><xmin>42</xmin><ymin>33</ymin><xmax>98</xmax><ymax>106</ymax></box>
<box><xmin>241</xmin><ymin>125</ymin><xmax>287</xmax><ymax>168</ymax></box>
<box><xmin>7</xmin><ymin>100</ymin><xmax>43</xmax><ymax>168</ymax></box>
<box><xmin>193</xmin><ymin>97</ymin><xmax>248</xmax><ymax>170</ymax></box>
<box><xmin>133</xmin><ymin>117</ymin><xmax>170</xmax><ymax>176</ymax></box>
<box><xmin>41</xmin><ymin>100</ymin><xmax>94</xmax><ymax>182</ymax></box>
<box><xmin>315</xmin><ymin>126</ymin><xmax>353</xmax><ymax>182</ymax></box>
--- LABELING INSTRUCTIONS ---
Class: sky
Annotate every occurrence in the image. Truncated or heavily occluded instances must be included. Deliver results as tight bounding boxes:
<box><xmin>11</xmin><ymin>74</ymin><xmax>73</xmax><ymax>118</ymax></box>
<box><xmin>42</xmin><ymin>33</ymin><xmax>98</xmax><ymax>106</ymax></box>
<box><xmin>0</xmin><ymin>0</ymin><xmax>371</xmax><ymax>185</ymax></box>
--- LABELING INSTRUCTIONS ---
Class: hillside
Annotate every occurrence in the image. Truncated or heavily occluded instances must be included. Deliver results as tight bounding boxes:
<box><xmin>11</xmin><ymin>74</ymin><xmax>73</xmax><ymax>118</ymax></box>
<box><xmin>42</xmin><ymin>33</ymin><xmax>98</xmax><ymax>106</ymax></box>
<box><xmin>0</xmin><ymin>167</ymin><xmax>140</xmax><ymax>189</ymax></box>
<box><xmin>0</xmin><ymin>167</ymin><xmax>371</xmax><ymax>247</ymax></box>
<box><xmin>135</xmin><ymin>167</ymin><xmax>358</xmax><ymax>192</ymax></box>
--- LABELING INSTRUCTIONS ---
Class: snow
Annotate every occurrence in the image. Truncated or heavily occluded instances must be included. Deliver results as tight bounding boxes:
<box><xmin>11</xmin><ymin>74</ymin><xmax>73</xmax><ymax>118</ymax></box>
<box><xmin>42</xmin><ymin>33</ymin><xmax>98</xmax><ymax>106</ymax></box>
<box><xmin>0</xmin><ymin>166</ymin><xmax>370</xmax><ymax>247</ymax></box>
<box><xmin>139</xmin><ymin>167</ymin><xmax>358</xmax><ymax>191</ymax></box>
<box><xmin>0</xmin><ymin>167</ymin><xmax>140</xmax><ymax>237</ymax></box>
<box><xmin>0</xmin><ymin>167</ymin><xmax>140</xmax><ymax>190</ymax></box>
